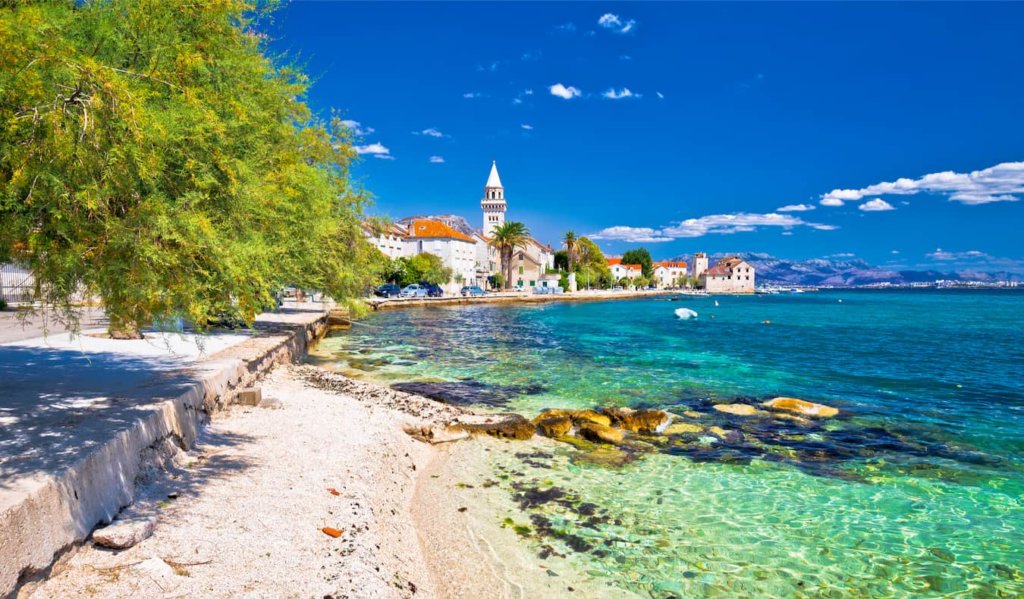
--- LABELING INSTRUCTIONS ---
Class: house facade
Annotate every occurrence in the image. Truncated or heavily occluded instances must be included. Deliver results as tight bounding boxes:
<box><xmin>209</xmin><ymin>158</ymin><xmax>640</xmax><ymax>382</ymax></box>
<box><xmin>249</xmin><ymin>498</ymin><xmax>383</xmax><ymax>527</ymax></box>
<box><xmin>363</xmin><ymin>222</ymin><xmax>408</xmax><ymax>260</ymax></box>
<box><xmin>404</xmin><ymin>219</ymin><xmax>478</xmax><ymax>293</ymax></box>
<box><xmin>652</xmin><ymin>261</ymin><xmax>688</xmax><ymax>288</ymax></box>
<box><xmin>701</xmin><ymin>256</ymin><xmax>755</xmax><ymax>293</ymax></box>
<box><xmin>607</xmin><ymin>258</ymin><xmax>642</xmax><ymax>283</ymax></box>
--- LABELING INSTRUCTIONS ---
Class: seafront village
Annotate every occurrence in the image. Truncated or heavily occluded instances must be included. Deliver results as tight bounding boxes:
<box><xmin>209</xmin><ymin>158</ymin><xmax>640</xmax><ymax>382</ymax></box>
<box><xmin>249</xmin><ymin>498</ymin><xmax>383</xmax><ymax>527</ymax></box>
<box><xmin>362</xmin><ymin>161</ymin><xmax>756</xmax><ymax>299</ymax></box>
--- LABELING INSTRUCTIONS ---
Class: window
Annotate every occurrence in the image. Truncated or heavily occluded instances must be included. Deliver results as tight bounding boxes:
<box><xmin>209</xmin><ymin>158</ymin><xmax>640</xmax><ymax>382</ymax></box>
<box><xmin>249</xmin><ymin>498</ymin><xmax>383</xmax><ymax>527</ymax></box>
<box><xmin>530</xmin><ymin>280</ymin><xmax>536</xmax><ymax>286</ymax></box>
<box><xmin>518</xmin><ymin>266</ymin><xmax>524</xmax><ymax>274</ymax></box>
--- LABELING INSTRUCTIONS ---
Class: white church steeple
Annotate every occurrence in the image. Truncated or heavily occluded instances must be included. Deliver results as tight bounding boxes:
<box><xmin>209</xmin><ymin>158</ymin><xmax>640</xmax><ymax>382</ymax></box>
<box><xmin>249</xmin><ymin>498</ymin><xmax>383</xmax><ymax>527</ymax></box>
<box><xmin>481</xmin><ymin>160</ymin><xmax>507</xmax><ymax>236</ymax></box>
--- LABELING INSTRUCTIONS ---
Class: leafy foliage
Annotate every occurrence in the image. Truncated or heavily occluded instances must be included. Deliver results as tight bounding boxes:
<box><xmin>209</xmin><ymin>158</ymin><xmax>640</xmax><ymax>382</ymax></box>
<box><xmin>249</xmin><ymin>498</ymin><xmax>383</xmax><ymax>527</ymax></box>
<box><xmin>402</xmin><ymin>253</ymin><xmax>451</xmax><ymax>286</ymax></box>
<box><xmin>0</xmin><ymin>1</ymin><xmax>378</xmax><ymax>335</ymax></box>
<box><xmin>488</xmin><ymin>221</ymin><xmax>530</xmax><ymax>290</ymax></box>
<box><xmin>621</xmin><ymin>248</ymin><xmax>654</xmax><ymax>279</ymax></box>
<box><xmin>573</xmin><ymin>237</ymin><xmax>613</xmax><ymax>289</ymax></box>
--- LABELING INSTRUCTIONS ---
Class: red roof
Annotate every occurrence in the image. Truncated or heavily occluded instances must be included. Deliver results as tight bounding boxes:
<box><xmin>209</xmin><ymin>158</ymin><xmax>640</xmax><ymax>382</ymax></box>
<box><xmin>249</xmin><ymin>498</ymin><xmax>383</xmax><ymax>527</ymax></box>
<box><xmin>405</xmin><ymin>219</ymin><xmax>475</xmax><ymax>242</ymax></box>
<box><xmin>705</xmin><ymin>256</ymin><xmax>747</xmax><ymax>277</ymax></box>
<box><xmin>654</xmin><ymin>261</ymin><xmax>687</xmax><ymax>269</ymax></box>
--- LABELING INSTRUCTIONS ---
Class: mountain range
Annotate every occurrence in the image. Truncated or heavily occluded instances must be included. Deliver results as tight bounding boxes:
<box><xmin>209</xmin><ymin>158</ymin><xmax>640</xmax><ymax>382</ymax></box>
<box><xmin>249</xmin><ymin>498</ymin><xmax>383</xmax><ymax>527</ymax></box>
<box><xmin>669</xmin><ymin>252</ymin><xmax>1022</xmax><ymax>286</ymax></box>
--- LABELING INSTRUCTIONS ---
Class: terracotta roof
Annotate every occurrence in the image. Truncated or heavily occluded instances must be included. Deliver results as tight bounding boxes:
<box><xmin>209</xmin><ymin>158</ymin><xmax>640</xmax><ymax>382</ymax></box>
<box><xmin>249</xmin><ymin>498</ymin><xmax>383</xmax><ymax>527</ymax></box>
<box><xmin>654</xmin><ymin>261</ymin><xmax>687</xmax><ymax>269</ymax></box>
<box><xmin>607</xmin><ymin>257</ymin><xmax>622</xmax><ymax>266</ymax></box>
<box><xmin>405</xmin><ymin>219</ymin><xmax>476</xmax><ymax>242</ymax></box>
<box><xmin>704</xmin><ymin>256</ymin><xmax>749</xmax><ymax>277</ymax></box>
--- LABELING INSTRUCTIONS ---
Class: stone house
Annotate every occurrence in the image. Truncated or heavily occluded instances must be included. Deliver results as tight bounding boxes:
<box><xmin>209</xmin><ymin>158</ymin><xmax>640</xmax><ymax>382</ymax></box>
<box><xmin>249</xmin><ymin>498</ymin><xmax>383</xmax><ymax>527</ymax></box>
<box><xmin>701</xmin><ymin>256</ymin><xmax>755</xmax><ymax>293</ymax></box>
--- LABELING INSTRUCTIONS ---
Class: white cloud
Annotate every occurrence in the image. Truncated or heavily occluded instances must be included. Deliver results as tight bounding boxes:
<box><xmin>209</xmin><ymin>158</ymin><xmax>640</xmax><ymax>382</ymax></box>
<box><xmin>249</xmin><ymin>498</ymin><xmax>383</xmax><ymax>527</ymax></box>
<box><xmin>522</xmin><ymin>50</ymin><xmax>541</xmax><ymax>61</ymax></box>
<box><xmin>429</xmin><ymin>156</ymin><xmax>444</xmax><ymax>164</ymax></box>
<box><xmin>415</xmin><ymin>128</ymin><xmax>444</xmax><ymax>138</ymax></box>
<box><xmin>549</xmin><ymin>83</ymin><xmax>582</xmax><ymax>99</ymax></box>
<box><xmin>656</xmin><ymin>92</ymin><xmax>665</xmax><ymax>99</ymax></box>
<box><xmin>891</xmin><ymin>250</ymin><xmax>901</xmax><ymax>255</ymax></box>
<box><xmin>598</xmin><ymin>13</ymin><xmax>636</xmax><ymax>34</ymax></box>
<box><xmin>463</xmin><ymin>92</ymin><xmax>483</xmax><ymax>99</ymax></box>
<box><xmin>587</xmin><ymin>226</ymin><xmax>674</xmax><ymax>243</ymax></box>
<box><xmin>513</xmin><ymin>98</ymin><xmax>523</xmax><ymax>105</ymax></box>
<box><xmin>555</xmin><ymin>22</ymin><xmax>576</xmax><ymax>33</ymax></box>
<box><xmin>820</xmin><ymin>161</ymin><xmax>1024</xmax><ymax>206</ymax></box>
<box><xmin>355</xmin><ymin>142</ymin><xmax>391</xmax><ymax>158</ymax></box>
<box><xmin>521</xmin><ymin>124</ymin><xmax>534</xmax><ymax>130</ymax></box>
<box><xmin>477</xmin><ymin>61</ymin><xmax>501</xmax><ymax>72</ymax></box>
<box><xmin>602</xmin><ymin>87</ymin><xmax>639</xmax><ymax>100</ymax></box>
<box><xmin>927</xmin><ymin>248</ymin><xmax>989</xmax><ymax>261</ymax></box>
<box><xmin>858</xmin><ymin>198</ymin><xmax>895</xmax><ymax>212</ymax></box>
<box><xmin>590</xmin><ymin>212</ymin><xmax>837</xmax><ymax>242</ymax></box>
<box><xmin>620</xmin><ymin>55</ymin><xmax>632</xmax><ymax>61</ymax></box>
<box><xmin>777</xmin><ymin>203</ymin><xmax>815</xmax><ymax>212</ymax></box>
<box><xmin>340</xmin><ymin>120</ymin><xmax>374</xmax><ymax>136</ymax></box>
<box><xmin>373</xmin><ymin>154</ymin><xmax>395</xmax><ymax>161</ymax></box>
<box><xmin>524</xmin><ymin>89</ymin><xmax>534</xmax><ymax>95</ymax></box>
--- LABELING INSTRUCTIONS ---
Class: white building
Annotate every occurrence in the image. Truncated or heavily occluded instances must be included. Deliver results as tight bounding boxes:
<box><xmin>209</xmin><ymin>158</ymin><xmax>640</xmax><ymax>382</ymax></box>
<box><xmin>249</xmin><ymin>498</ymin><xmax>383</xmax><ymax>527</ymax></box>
<box><xmin>692</xmin><ymin>252</ymin><xmax>709</xmax><ymax>279</ymax></box>
<box><xmin>653</xmin><ymin>261</ymin><xmax>688</xmax><ymax>288</ymax></box>
<box><xmin>607</xmin><ymin>258</ymin><xmax>642</xmax><ymax>282</ymax></box>
<box><xmin>363</xmin><ymin>222</ymin><xmax>408</xmax><ymax>260</ymax></box>
<box><xmin>404</xmin><ymin>219</ymin><xmax>478</xmax><ymax>293</ymax></box>
<box><xmin>701</xmin><ymin>256</ymin><xmax>755</xmax><ymax>294</ymax></box>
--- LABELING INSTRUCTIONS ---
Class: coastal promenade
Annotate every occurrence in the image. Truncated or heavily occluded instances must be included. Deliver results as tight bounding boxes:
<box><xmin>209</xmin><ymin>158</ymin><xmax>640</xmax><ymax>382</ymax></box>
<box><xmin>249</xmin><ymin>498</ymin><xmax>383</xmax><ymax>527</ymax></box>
<box><xmin>0</xmin><ymin>303</ymin><xmax>330</xmax><ymax>596</ymax></box>
<box><xmin>369</xmin><ymin>288</ymin><xmax>684</xmax><ymax>310</ymax></box>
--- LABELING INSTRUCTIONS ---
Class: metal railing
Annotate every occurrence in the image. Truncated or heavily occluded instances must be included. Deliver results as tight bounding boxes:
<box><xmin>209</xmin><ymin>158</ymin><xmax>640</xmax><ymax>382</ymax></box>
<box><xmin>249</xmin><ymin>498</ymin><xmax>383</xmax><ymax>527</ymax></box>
<box><xmin>0</xmin><ymin>263</ymin><xmax>35</xmax><ymax>303</ymax></box>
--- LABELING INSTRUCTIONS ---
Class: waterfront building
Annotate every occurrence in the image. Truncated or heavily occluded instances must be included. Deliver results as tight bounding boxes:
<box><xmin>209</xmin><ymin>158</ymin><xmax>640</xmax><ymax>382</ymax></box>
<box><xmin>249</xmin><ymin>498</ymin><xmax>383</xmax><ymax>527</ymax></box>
<box><xmin>653</xmin><ymin>261</ymin><xmax>688</xmax><ymax>288</ymax></box>
<box><xmin>362</xmin><ymin>222</ymin><xmax>408</xmax><ymax>260</ymax></box>
<box><xmin>701</xmin><ymin>256</ymin><xmax>756</xmax><ymax>293</ymax></box>
<box><xmin>404</xmin><ymin>219</ymin><xmax>479</xmax><ymax>293</ymax></box>
<box><xmin>692</xmin><ymin>252</ymin><xmax>709</xmax><ymax>279</ymax></box>
<box><xmin>607</xmin><ymin>258</ymin><xmax>642</xmax><ymax>282</ymax></box>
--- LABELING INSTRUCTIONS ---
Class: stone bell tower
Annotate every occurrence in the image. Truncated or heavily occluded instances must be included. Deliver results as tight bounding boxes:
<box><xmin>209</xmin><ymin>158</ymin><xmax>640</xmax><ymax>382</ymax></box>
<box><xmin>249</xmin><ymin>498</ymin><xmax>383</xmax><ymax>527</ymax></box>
<box><xmin>481</xmin><ymin>161</ymin><xmax>507</xmax><ymax>236</ymax></box>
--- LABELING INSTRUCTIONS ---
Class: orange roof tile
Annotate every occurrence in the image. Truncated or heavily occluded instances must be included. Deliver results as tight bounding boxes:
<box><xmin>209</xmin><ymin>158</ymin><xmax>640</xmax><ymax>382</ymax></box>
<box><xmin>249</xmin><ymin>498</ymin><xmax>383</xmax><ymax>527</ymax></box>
<box><xmin>405</xmin><ymin>219</ymin><xmax>475</xmax><ymax>242</ymax></box>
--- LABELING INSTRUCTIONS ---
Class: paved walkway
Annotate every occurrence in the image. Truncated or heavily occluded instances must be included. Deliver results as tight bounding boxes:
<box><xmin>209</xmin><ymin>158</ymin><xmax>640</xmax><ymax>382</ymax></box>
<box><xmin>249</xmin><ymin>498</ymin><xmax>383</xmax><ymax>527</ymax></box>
<box><xmin>0</xmin><ymin>302</ymin><xmax>330</xmax><ymax>596</ymax></box>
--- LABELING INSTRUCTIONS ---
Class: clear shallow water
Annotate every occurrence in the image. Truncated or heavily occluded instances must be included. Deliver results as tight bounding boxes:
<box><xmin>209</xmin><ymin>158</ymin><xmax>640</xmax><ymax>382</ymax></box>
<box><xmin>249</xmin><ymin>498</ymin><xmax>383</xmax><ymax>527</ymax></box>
<box><xmin>312</xmin><ymin>290</ymin><xmax>1024</xmax><ymax>596</ymax></box>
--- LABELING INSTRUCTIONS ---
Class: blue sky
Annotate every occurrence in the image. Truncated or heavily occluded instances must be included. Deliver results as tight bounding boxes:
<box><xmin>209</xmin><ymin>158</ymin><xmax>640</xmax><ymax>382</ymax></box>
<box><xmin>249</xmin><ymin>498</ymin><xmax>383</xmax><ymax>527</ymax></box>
<box><xmin>268</xmin><ymin>2</ymin><xmax>1024</xmax><ymax>272</ymax></box>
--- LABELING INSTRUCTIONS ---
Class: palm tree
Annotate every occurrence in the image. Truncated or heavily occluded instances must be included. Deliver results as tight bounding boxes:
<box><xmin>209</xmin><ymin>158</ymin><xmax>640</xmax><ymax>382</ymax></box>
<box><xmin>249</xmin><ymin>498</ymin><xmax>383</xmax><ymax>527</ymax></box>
<box><xmin>489</xmin><ymin>221</ymin><xmax>530</xmax><ymax>290</ymax></box>
<box><xmin>563</xmin><ymin>230</ymin><xmax>579</xmax><ymax>272</ymax></box>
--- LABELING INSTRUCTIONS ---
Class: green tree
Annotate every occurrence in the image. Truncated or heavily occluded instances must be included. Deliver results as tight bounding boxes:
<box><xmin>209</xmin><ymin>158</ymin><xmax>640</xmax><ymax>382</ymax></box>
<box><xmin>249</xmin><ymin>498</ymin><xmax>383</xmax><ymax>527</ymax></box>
<box><xmin>0</xmin><ymin>1</ymin><xmax>378</xmax><ymax>337</ymax></box>
<box><xmin>488</xmin><ymin>221</ymin><xmax>530</xmax><ymax>290</ymax></box>
<box><xmin>621</xmin><ymin>248</ymin><xmax>654</xmax><ymax>279</ymax></box>
<box><xmin>553</xmin><ymin>249</ymin><xmax>569</xmax><ymax>271</ymax></box>
<box><xmin>563</xmin><ymin>230</ymin><xmax>579</xmax><ymax>271</ymax></box>
<box><xmin>382</xmin><ymin>257</ymin><xmax>407</xmax><ymax>284</ymax></box>
<box><xmin>404</xmin><ymin>253</ymin><xmax>451</xmax><ymax>286</ymax></box>
<box><xmin>574</xmin><ymin>237</ymin><xmax>613</xmax><ymax>289</ymax></box>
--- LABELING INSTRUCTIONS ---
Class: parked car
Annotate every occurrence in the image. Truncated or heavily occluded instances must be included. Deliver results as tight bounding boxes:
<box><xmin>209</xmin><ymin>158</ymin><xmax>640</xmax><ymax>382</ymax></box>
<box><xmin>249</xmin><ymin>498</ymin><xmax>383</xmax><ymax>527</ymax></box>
<box><xmin>400</xmin><ymin>284</ymin><xmax>428</xmax><ymax>298</ymax></box>
<box><xmin>460</xmin><ymin>286</ymin><xmax>485</xmax><ymax>297</ymax></box>
<box><xmin>421</xmin><ymin>282</ymin><xmax>443</xmax><ymax>297</ymax></box>
<box><xmin>374</xmin><ymin>283</ymin><xmax>401</xmax><ymax>298</ymax></box>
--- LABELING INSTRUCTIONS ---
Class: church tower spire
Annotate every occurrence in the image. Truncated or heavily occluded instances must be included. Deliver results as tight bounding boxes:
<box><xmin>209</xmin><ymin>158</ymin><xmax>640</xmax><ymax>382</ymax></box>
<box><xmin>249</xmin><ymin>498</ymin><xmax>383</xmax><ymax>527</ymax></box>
<box><xmin>481</xmin><ymin>160</ymin><xmax>507</xmax><ymax>236</ymax></box>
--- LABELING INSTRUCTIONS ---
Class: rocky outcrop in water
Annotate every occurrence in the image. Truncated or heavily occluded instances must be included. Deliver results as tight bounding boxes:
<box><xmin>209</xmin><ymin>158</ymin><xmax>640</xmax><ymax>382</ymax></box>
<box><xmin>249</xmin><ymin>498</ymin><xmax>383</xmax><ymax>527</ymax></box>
<box><xmin>763</xmin><ymin>397</ymin><xmax>839</xmax><ymax>418</ymax></box>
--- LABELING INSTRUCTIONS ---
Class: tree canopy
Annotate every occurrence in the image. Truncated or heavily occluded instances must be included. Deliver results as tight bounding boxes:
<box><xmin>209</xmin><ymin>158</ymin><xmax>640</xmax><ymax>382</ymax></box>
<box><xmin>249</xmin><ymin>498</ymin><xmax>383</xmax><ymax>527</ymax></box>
<box><xmin>402</xmin><ymin>253</ymin><xmax>451</xmax><ymax>286</ymax></box>
<box><xmin>621</xmin><ymin>248</ymin><xmax>654</xmax><ymax>279</ymax></box>
<box><xmin>0</xmin><ymin>1</ymin><xmax>379</xmax><ymax>335</ymax></box>
<box><xmin>489</xmin><ymin>221</ymin><xmax>529</xmax><ymax>290</ymax></box>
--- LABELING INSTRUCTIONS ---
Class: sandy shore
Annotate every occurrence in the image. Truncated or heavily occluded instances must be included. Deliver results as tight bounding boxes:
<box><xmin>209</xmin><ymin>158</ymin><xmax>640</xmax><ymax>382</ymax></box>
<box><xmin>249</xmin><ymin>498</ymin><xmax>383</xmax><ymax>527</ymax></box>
<box><xmin>17</xmin><ymin>365</ymin><xmax>627</xmax><ymax>598</ymax></box>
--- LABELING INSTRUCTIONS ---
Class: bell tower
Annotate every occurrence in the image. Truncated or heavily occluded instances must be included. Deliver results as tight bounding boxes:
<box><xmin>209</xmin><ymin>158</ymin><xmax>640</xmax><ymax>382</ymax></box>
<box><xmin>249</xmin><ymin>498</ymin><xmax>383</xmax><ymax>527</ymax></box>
<box><xmin>481</xmin><ymin>161</ymin><xmax>507</xmax><ymax>236</ymax></box>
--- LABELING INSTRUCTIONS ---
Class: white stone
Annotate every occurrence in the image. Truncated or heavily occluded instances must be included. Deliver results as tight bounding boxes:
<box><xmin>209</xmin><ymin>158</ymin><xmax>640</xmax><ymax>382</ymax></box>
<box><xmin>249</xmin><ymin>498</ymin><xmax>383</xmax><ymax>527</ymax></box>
<box><xmin>93</xmin><ymin>516</ymin><xmax>156</xmax><ymax>549</ymax></box>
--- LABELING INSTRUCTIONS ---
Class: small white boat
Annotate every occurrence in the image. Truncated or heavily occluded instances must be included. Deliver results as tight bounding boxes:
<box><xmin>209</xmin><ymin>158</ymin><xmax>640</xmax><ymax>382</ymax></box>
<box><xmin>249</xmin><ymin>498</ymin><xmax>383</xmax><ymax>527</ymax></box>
<box><xmin>714</xmin><ymin>300</ymin><xmax>720</xmax><ymax>307</ymax></box>
<box><xmin>675</xmin><ymin>308</ymin><xmax>698</xmax><ymax>319</ymax></box>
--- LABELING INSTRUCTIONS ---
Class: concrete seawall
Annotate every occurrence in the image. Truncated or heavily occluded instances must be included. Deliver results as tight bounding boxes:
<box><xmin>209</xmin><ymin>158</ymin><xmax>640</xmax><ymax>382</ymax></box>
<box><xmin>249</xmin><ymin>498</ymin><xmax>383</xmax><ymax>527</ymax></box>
<box><xmin>0</xmin><ymin>307</ymin><xmax>329</xmax><ymax>597</ymax></box>
<box><xmin>369</xmin><ymin>289</ymin><xmax>684</xmax><ymax>311</ymax></box>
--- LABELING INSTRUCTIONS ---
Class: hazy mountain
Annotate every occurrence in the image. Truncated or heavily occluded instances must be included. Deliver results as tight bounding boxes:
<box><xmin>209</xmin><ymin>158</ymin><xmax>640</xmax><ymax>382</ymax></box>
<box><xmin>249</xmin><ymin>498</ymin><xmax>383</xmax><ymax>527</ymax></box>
<box><xmin>668</xmin><ymin>252</ymin><xmax>1022</xmax><ymax>286</ymax></box>
<box><xmin>396</xmin><ymin>214</ymin><xmax>478</xmax><ymax>236</ymax></box>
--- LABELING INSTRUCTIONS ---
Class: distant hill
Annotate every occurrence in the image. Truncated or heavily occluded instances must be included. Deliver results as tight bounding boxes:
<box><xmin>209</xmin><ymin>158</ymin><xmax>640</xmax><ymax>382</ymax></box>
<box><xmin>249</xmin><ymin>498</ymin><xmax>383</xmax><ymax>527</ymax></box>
<box><xmin>668</xmin><ymin>252</ymin><xmax>1022</xmax><ymax>286</ymax></box>
<box><xmin>396</xmin><ymin>214</ymin><xmax>478</xmax><ymax>237</ymax></box>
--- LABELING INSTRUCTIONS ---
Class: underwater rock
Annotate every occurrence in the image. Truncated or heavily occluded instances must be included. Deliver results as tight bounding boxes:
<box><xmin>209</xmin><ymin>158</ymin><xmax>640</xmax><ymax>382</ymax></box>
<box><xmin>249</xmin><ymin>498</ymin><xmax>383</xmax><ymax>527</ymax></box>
<box><xmin>771</xmin><ymin>412</ymin><xmax>812</xmax><ymax>425</ymax></box>
<box><xmin>573</xmin><ymin>409</ymin><xmax>612</xmax><ymax>427</ymax></box>
<box><xmin>404</xmin><ymin>423</ymin><xmax>471</xmax><ymax>444</ymax></box>
<box><xmin>712</xmin><ymin>403</ymin><xmax>766</xmax><ymax>417</ymax></box>
<box><xmin>532</xmin><ymin>408</ymin><xmax>574</xmax><ymax>423</ymax></box>
<box><xmin>536</xmin><ymin>415</ymin><xmax>573</xmax><ymax>438</ymax></box>
<box><xmin>664</xmin><ymin>422</ymin><xmax>703</xmax><ymax>435</ymax></box>
<box><xmin>763</xmin><ymin>397</ymin><xmax>839</xmax><ymax>418</ymax></box>
<box><xmin>573</xmin><ymin>447</ymin><xmax>635</xmax><ymax>468</ymax></box>
<box><xmin>578</xmin><ymin>422</ymin><xmax>624</xmax><ymax>444</ymax></box>
<box><xmin>603</xmin><ymin>407</ymin><xmax>671</xmax><ymax>434</ymax></box>
<box><xmin>455</xmin><ymin>414</ymin><xmax>535</xmax><ymax>440</ymax></box>
<box><xmin>392</xmin><ymin>380</ymin><xmax>546</xmax><ymax>408</ymax></box>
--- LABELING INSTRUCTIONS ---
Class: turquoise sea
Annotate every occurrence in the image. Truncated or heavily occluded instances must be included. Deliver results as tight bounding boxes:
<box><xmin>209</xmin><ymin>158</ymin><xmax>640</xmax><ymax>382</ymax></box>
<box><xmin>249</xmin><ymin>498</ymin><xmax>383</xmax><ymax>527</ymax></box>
<box><xmin>311</xmin><ymin>289</ymin><xmax>1024</xmax><ymax>597</ymax></box>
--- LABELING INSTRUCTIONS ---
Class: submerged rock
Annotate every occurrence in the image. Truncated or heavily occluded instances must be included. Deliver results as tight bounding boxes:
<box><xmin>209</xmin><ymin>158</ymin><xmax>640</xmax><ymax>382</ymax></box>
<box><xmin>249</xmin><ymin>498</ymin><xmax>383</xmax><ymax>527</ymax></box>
<box><xmin>603</xmin><ymin>408</ymin><xmax>671</xmax><ymax>434</ymax></box>
<box><xmin>535</xmin><ymin>415</ymin><xmax>573</xmax><ymax>438</ymax></box>
<box><xmin>578</xmin><ymin>422</ymin><xmax>624</xmax><ymax>444</ymax></box>
<box><xmin>763</xmin><ymin>397</ymin><xmax>839</xmax><ymax>418</ymax></box>
<box><xmin>664</xmin><ymin>422</ymin><xmax>702</xmax><ymax>435</ymax></box>
<box><xmin>573</xmin><ymin>447</ymin><xmax>635</xmax><ymax>468</ymax></box>
<box><xmin>455</xmin><ymin>414</ymin><xmax>535</xmax><ymax>440</ymax></box>
<box><xmin>713</xmin><ymin>403</ymin><xmax>766</xmax><ymax>417</ymax></box>
<box><xmin>573</xmin><ymin>409</ymin><xmax>611</xmax><ymax>427</ymax></box>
